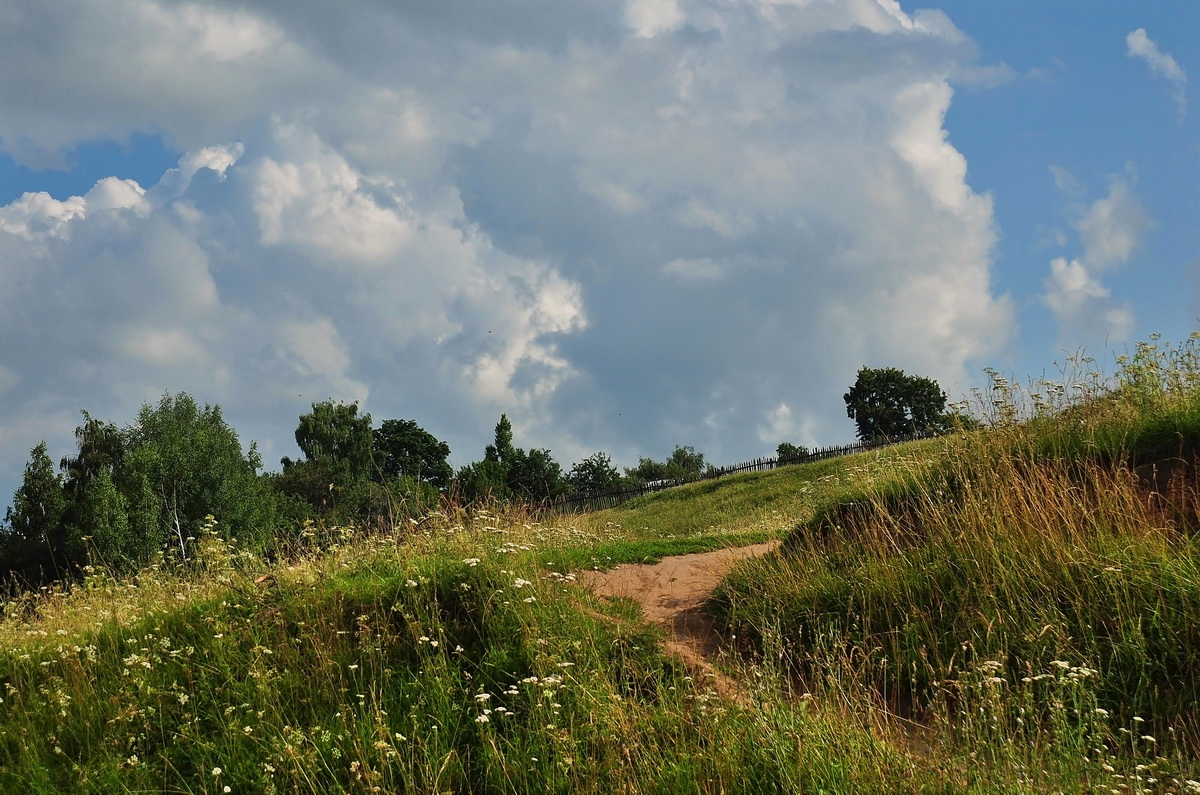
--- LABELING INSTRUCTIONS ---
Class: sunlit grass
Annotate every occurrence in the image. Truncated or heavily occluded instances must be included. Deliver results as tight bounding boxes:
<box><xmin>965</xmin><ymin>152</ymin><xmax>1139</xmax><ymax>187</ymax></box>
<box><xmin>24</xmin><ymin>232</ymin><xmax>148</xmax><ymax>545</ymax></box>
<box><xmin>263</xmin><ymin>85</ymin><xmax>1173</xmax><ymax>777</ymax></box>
<box><xmin>712</xmin><ymin>336</ymin><xmax>1200</xmax><ymax>792</ymax></box>
<box><xmin>7</xmin><ymin>336</ymin><xmax>1200</xmax><ymax>792</ymax></box>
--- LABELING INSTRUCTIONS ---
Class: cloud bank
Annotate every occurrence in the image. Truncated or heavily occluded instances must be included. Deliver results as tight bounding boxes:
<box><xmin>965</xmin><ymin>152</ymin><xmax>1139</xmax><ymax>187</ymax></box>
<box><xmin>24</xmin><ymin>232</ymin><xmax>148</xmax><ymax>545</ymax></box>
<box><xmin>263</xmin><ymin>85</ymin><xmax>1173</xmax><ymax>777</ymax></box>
<box><xmin>0</xmin><ymin>0</ymin><xmax>1013</xmax><ymax>500</ymax></box>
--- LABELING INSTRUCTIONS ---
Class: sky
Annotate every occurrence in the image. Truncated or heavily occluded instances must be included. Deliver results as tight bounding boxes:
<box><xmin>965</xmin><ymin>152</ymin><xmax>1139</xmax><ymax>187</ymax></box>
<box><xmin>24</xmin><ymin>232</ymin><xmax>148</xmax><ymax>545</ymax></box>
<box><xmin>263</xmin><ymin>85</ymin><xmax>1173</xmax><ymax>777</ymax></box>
<box><xmin>0</xmin><ymin>0</ymin><xmax>1196</xmax><ymax>506</ymax></box>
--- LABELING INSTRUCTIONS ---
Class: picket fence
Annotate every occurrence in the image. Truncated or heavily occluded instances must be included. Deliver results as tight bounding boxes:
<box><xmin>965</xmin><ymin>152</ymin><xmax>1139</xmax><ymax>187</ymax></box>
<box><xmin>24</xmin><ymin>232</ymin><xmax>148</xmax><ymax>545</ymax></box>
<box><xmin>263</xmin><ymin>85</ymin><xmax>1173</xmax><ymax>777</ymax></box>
<box><xmin>549</xmin><ymin>432</ymin><xmax>937</xmax><ymax>515</ymax></box>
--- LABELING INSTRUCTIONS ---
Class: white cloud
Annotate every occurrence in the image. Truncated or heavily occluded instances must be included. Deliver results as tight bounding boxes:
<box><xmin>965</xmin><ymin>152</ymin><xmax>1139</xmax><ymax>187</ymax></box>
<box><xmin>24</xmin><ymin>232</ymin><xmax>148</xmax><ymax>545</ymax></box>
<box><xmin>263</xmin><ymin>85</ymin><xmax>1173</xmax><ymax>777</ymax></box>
<box><xmin>1043</xmin><ymin>175</ymin><xmax>1150</xmax><ymax>348</ymax></box>
<box><xmin>1043</xmin><ymin>257</ymin><xmax>1134</xmax><ymax>343</ymax></box>
<box><xmin>625</xmin><ymin>0</ymin><xmax>684</xmax><ymax>38</ymax></box>
<box><xmin>1076</xmin><ymin>179</ymin><xmax>1152</xmax><ymax>269</ymax></box>
<box><xmin>756</xmin><ymin>403</ymin><xmax>795</xmax><ymax>446</ymax></box>
<box><xmin>1126</xmin><ymin>28</ymin><xmax>1187</xmax><ymax>120</ymax></box>
<box><xmin>0</xmin><ymin>0</ymin><xmax>1017</xmax><ymax>499</ymax></box>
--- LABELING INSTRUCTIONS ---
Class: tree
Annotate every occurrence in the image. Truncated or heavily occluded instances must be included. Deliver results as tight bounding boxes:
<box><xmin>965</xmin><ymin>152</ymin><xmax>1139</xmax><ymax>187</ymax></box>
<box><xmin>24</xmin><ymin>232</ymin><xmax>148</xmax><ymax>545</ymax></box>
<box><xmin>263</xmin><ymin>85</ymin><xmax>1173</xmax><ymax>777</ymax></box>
<box><xmin>3</xmin><ymin>394</ymin><xmax>279</xmax><ymax>584</ymax></box>
<box><xmin>484</xmin><ymin>414</ymin><xmax>516</xmax><ymax>466</ymax></box>
<box><xmin>123</xmin><ymin>392</ymin><xmax>275</xmax><ymax>558</ymax></box>
<box><xmin>569</xmin><ymin>452</ymin><xmax>624</xmax><ymax>496</ymax></box>
<box><xmin>373</xmin><ymin>419</ymin><xmax>452</xmax><ymax>490</ymax></box>
<box><xmin>454</xmin><ymin>460</ymin><xmax>509</xmax><ymax>503</ymax></box>
<box><xmin>776</xmin><ymin>442</ymin><xmax>810</xmax><ymax>464</ymax></box>
<box><xmin>666</xmin><ymin>445</ymin><xmax>707</xmax><ymax>476</ymax></box>
<box><xmin>626</xmin><ymin>445</ymin><xmax>709</xmax><ymax>483</ymax></box>
<box><xmin>60</xmin><ymin>412</ymin><xmax>125</xmax><ymax>506</ymax></box>
<box><xmin>291</xmin><ymin>401</ymin><xmax>375</xmax><ymax>482</ymax></box>
<box><xmin>506</xmin><ymin>447</ymin><xmax>569</xmax><ymax>503</ymax></box>
<box><xmin>843</xmin><ymin>366</ymin><xmax>947</xmax><ymax>441</ymax></box>
<box><xmin>455</xmin><ymin>414</ymin><xmax>568</xmax><ymax>505</ymax></box>
<box><xmin>2</xmin><ymin>442</ymin><xmax>69</xmax><ymax>580</ymax></box>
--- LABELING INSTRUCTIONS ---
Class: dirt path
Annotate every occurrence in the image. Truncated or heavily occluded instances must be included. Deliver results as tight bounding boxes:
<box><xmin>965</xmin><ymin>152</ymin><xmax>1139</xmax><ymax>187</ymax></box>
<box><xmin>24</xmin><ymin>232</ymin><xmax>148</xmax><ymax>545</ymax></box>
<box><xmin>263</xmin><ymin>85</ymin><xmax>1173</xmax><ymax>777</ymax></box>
<box><xmin>578</xmin><ymin>541</ymin><xmax>779</xmax><ymax>697</ymax></box>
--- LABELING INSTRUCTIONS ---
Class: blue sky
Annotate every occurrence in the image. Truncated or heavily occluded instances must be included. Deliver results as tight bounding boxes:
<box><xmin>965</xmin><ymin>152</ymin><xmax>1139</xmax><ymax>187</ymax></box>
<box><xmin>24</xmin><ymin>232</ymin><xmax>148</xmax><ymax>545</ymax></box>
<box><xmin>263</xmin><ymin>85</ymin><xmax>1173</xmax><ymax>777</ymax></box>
<box><xmin>933</xmin><ymin>0</ymin><xmax>1198</xmax><ymax>368</ymax></box>
<box><xmin>0</xmin><ymin>0</ymin><xmax>1195</xmax><ymax>507</ymax></box>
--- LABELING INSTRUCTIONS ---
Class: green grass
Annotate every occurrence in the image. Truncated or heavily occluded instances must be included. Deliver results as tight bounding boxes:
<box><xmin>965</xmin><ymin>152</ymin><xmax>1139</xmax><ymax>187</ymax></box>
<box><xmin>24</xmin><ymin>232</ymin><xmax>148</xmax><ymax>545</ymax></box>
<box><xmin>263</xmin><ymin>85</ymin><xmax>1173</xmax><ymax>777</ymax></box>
<box><xmin>7</xmin><ymin>337</ymin><xmax>1200</xmax><ymax>792</ymax></box>
<box><xmin>0</xmin><ymin>523</ymin><xmax>931</xmax><ymax>793</ymax></box>
<box><xmin>711</xmin><ymin>337</ymin><xmax>1200</xmax><ymax>792</ymax></box>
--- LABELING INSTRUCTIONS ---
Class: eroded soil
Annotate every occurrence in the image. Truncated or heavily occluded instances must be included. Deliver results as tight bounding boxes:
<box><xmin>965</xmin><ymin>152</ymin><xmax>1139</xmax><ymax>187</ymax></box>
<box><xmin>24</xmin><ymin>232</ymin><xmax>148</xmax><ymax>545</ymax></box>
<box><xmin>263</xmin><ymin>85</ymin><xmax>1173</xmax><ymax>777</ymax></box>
<box><xmin>578</xmin><ymin>541</ymin><xmax>779</xmax><ymax>697</ymax></box>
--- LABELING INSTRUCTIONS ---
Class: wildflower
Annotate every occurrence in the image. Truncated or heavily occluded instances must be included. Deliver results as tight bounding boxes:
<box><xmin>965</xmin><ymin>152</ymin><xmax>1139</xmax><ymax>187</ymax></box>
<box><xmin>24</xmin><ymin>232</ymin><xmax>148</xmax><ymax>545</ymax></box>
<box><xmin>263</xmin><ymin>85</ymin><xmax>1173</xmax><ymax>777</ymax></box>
<box><xmin>475</xmin><ymin>693</ymin><xmax>492</xmax><ymax>702</ymax></box>
<box><xmin>475</xmin><ymin>714</ymin><xmax>490</xmax><ymax>723</ymax></box>
<box><xmin>1141</xmin><ymin>735</ymin><xmax>1156</xmax><ymax>743</ymax></box>
<box><xmin>512</xmin><ymin>578</ymin><xmax>532</xmax><ymax>589</ymax></box>
<box><xmin>463</xmin><ymin>558</ymin><xmax>481</xmax><ymax>567</ymax></box>
<box><xmin>213</xmin><ymin>767</ymin><xmax>223</xmax><ymax>776</ymax></box>
<box><xmin>1094</xmin><ymin>708</ymin><xmax>1109</xmax><ymax>716</ymax></box>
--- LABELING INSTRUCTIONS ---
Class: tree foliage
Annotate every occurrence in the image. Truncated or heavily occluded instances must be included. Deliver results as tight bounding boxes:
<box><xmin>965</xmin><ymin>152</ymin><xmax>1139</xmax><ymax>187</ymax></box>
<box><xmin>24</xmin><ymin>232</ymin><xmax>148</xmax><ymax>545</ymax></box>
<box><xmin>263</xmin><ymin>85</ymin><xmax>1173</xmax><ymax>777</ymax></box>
<box><xmin>843</xmin><ymin>366</ymin><xmax>947</xmax><ymax>441</ymax></box>
<box><xmin>1</xmin><ymin>443</ymin><xmax>69</xmax><ymax>581</ymax></box>
<box><xmin>776</xmin><ymin>442</ymin><xmax>810</xmax><ymax>463</ymax></box>
<box><xmin>1</xmin><ymin>393</ymin><xmax>278</xmax><ymax>584</ymax></box>
<box><xmin>626</xmin><ymin>445</ymin><xmax>708</xmax><ymax>483</ymax></box>
<box><xmin>506</xmin><ymin>447</ymin><xmax>569</xmax><ymax>503</ymax></box>
<box><xmin>292</xmin><ymin>401</ymin><xmax>375</xmax><ymax>482</ymax></box>
<box><xmin>568</xmin><ymin>452</ymin><xmax>625</xmax><ymax>496</ymax></box>
<box><xmin>374</xmin><ymin>419</ymin><xmax>452</xmax><ymax>490</ymax></box>
<box><xmin>123</xmin><ymin>393</ymin><xmax>275</xmax><ymax>557</ymax></box>
<box><xmin>456</xmin><ymin>414</ymin><xmax>568</xmax><ymax>505</ymax></box>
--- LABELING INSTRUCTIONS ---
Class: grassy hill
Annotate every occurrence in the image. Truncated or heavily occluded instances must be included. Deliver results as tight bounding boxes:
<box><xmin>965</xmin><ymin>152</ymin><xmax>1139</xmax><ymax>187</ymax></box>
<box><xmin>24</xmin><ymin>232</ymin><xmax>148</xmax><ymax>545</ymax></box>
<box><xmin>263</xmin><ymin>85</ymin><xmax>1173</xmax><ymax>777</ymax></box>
<box><xmin>4</xmin><ymin>338</ymin><xmax>1200</xmax><ymax>792</ymax></box>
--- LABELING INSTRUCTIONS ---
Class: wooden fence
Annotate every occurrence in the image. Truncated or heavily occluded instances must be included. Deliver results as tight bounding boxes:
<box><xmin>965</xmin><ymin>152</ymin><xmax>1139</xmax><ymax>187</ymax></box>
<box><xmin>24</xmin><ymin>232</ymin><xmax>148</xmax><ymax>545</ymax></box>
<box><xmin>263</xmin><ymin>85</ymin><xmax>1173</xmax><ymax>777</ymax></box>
<box><xmin>549</xmin><ymin>432</ymin><xmax>937</xmax><ymax>515</ymax></box>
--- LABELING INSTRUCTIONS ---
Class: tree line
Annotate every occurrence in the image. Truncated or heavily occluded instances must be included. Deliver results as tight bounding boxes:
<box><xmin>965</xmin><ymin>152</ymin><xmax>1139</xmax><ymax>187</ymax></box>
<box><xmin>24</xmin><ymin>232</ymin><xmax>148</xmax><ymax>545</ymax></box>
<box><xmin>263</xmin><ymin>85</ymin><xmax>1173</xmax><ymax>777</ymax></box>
<box><xmin>1</xmin><ymin>365</ymin><xmax>957</xmax><ymax>587</ymax></box>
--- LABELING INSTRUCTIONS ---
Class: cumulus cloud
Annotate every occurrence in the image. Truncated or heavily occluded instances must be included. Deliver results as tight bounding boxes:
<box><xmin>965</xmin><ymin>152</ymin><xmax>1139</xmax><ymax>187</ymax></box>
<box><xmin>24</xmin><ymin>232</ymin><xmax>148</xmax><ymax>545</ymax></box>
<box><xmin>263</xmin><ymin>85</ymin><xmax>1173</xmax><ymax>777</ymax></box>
<box><xmin>1043</xmin><ymin>173</ymin><xmax>1150</xmax><ymax>348</ymax></box>
<box><xmin>0</xmin><ymin>0</ymin><xmax>1015</xmax><ymax>500</ymax></box>
<box><xmin>1043</xmin><ymin>257</ymin><xmax>1134</xmax><ymax>344</ymax></box>
<box><xmin>1126</xmin><ymin>28</ymin><xmax>1187</xmax><ymax>120</ymax></box>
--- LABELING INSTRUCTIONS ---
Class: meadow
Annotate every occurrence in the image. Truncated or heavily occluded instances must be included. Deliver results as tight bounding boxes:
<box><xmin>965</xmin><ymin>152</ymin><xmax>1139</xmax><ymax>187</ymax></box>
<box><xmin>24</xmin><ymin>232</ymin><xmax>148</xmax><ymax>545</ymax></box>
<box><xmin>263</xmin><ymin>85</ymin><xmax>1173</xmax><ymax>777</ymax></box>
<box><xmin>3</xmin><ymin>337</ymin><xmax>1200</xmax><ymax>792</ymax></box>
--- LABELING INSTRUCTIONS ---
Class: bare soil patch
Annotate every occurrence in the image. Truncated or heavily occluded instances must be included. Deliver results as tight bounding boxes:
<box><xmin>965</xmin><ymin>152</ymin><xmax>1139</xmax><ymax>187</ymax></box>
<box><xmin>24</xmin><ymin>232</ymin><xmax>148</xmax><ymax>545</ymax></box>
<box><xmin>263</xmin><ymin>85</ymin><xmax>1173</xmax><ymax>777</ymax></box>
<box><xmin>578</xmin><ymin>541</ymin><xmax>779</xmax><ymax>697</ymax></box>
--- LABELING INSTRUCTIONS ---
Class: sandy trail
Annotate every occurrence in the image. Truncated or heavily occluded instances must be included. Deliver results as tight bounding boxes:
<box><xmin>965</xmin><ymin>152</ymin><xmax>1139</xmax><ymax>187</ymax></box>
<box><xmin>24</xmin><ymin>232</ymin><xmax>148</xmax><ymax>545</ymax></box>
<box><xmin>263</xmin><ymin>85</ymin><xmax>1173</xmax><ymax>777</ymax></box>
<box><xmin>578</xmin><ymin>541</ymin><xmax>779</xmax><ymax>695</ymax></box>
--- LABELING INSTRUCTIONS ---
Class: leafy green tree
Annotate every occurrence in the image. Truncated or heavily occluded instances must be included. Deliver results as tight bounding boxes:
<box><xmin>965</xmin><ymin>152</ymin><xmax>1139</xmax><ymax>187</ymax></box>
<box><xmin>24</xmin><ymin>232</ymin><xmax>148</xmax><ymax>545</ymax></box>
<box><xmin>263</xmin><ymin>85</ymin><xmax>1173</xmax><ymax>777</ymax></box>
<box><xmin>569</xmin><ymin>452</ymin><xmax>625</xmax><ymax>496</ymax></box>
<box><xmin>4</xmin><ymin>394</ymin><xmax>278</xmax><ymax>584</ymax></box>
<box><xmin>626</xmin><ymin>457</ymin><xmax>670</xmax><ymax>483</ymax></box>
<box><xmin>122</xmin><ymin>393</ymin><xmax>276</xmax><ymax>558</ymax></box>
<box><xmin>291</xmin><ymin>401</ymin><xmax>376</xmax><ymax>482</ymax></box>
<box><xmin>60</xmin><ymin>412</ymin><xmax>126</xmax><ymax>507</ymax></box>
<box><xmin>506</xmin><ymin>447</ymin><xmax>569</xmax><ymax>503</ymax></box>
<box><xmin>626</xmin><ymin>445</ymin><xmax>709</xmax><ymax>483</ymax></box>
<box><xmin>75</xmin><ymin>468</ymin><xmax>148</xmax><ymax>574</ymax></box>
<box><xmin>843</xmin><ymin>366</ymin><xmax>947</xmax><ymax>441</ymax></box>
<box><xmin>373</xmin><ymin>419</ymin><xmax>452</xmax><ymax>490</ymax></box>
<box><xmin>455</xmin><ymin>414</ymin><xmax>568</xmax><ymax>505</ymax></box>
<box><xmin>666</xmin><ymin>445</ymin><xmax>707</xmax><ymax>476</ymax></box>
<box><xmin>1</xmin><ymin>443</ymin><xmax>69</xmax><ymax>580</ymax></box>
<box><xmin>776</xmin><ymin>442</ymin><xmax>810</xmax><ymax>463</ymax></box>
<box><xmin>484</xmin><ymin>414</ymin><xmax>516</xmax><ymax>466</ymax></box>
<box><xmin>277</xmin><ymin>400</ymin><xmax>380</xmax><ymax>522</ymax></box>
<box><xmin>454</xmin><ymin>460</ymin><xmax>509</xmax><ymax>503</ymax></box>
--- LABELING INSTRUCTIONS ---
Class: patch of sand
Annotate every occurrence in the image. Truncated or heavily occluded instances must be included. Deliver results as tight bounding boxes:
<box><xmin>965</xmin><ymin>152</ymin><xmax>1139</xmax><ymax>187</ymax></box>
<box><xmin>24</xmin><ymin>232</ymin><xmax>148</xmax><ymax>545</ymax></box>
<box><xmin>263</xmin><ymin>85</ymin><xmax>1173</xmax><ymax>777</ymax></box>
<box><xmin>578</xmin><ymin>541</ymin><xmax>779</xmax><ymax>698</ymax></box>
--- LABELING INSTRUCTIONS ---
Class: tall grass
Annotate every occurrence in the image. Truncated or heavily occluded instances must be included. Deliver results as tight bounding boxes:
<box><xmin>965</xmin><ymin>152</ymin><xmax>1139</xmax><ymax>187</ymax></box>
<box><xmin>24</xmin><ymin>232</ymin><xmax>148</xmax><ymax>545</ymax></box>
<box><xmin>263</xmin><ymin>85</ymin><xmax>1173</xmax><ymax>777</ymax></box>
<box><xmin>712</xmin><ymin>336</ymin><xmax>1200</xmax><ymax>791</ymax></box>
<box><xmin>9</xmin><ymin>336</ymin><xmax>1200</xmax><ymax>792</ymax></box>
<box><xmin>0</xmin><ymin>506</ymin><xmax>938</xmax><ymax>793</ymax></box>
